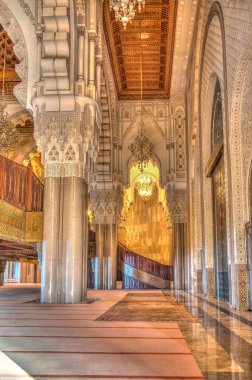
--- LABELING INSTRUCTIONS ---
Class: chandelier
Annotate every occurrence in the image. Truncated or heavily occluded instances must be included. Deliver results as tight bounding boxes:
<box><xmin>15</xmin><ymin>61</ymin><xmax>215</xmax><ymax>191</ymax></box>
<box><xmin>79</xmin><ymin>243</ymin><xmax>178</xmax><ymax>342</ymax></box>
<box><xmin>129</xmin><ymin>27</ymin><xmax>154</xmax><ymax>171</ymax></box>
<box><xmin>136</xmin><ymin>175</ymin><xmax>154</xmax><ymax>201</ymax></box>
<box><xmin>109</xmin><ymin>0</ymin><xmax>145</xmax><ymax>29</ymax></box>
<box><xmin>129</xmin><ymin>127</ymin><xmax>153</xmax><ymax>171</ymax></box>
<box><xmin>0</xmin><ymin>36</ymin><xmax>19</xmax><ymax>152</ymax></box>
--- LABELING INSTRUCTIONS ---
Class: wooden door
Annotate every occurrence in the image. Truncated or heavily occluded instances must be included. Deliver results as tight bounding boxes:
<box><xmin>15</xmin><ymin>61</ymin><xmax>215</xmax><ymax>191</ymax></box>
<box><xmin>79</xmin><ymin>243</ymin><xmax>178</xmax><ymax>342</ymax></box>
<box><xmin>212</xmin><ymin>156</ymin><xmax>229</xmax><ymax>301</ymax></box>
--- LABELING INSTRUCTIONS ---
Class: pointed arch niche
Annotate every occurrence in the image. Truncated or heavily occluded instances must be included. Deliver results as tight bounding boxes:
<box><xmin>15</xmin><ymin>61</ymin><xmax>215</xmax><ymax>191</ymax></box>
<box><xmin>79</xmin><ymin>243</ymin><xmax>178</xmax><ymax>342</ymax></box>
<box><xmin>119</xmin><ymin>159</ymin><xmax>172</xmax><ymax>266</ymax></box>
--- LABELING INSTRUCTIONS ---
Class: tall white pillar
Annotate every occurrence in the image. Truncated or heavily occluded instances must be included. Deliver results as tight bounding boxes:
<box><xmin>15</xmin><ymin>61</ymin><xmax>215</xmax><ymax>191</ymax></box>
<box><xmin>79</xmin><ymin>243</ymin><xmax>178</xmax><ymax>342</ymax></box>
<box><xmin>95</xmin><ymin>223</ymin><xmax>105</xmax><ymax>289</ymax></box>
<box><xmin>64</xmin><ymin>177</ymin><xmax>86</xmax><ymax>303</ymax></box>
<box><xmin>105</xmin><ymin>223</ymin><xmax>118</xmax><ymax>289</ymax></box>
<box><xmin>41</xmin><ymin>177</ymin><xmax>61</xmax><ymax>303</ymax></box>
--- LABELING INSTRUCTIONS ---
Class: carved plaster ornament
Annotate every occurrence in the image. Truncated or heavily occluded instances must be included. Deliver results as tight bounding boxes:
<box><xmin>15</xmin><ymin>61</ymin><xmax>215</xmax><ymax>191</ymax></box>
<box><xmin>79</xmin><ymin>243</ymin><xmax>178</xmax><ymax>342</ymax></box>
<box><xmin>23</xmin><ymin>151</ymin><xmax>44</xmax><ymax>182</ymax></box>
<box><xmin>0</xmin><ymin>2</ymin><xmax>28</xmax><ymax>107</ymax></box>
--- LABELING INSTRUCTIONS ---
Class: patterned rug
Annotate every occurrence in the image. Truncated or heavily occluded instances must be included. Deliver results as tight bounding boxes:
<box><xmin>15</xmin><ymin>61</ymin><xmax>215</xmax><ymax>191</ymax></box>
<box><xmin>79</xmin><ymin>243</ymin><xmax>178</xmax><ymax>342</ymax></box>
<box><xmin>97</xmin><ymin>292</ymin><xmax>196</xmax><ymax>322</ymax></box>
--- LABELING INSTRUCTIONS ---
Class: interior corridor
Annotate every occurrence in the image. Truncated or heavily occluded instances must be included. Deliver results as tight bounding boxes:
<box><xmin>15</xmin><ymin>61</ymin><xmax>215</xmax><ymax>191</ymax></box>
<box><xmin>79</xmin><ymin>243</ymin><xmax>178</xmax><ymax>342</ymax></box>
<box><xmin>0</xmin><ymin>286</ymin><xmax>251</xmax><ymax>379</ymax></box>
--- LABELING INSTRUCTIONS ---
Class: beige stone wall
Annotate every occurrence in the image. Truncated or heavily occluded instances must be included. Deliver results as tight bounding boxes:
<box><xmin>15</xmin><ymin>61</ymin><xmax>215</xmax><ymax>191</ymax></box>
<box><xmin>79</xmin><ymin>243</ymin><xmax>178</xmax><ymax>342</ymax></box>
<box><xmin>119</xmin><ymin>187</ymin><xmax>173</xmax><ymax>265</ymax></box>
<box><xmin>186</xmin><ymin>0</ymin><xmax>252</xmax><ymax>308</ymax></box>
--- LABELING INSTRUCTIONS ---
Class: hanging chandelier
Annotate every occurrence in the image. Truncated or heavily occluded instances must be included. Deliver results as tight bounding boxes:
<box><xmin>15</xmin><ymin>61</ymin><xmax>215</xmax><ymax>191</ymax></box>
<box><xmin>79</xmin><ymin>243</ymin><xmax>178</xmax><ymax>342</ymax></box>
<box><xmin>129</xmin><ymin>128</ymin><xmax>154</xmax><ymax>172</ymax></box>
<box><xmin>0</xmin><ymin>36</ymin><xmax>19</xmax><ymax>152</ymax></box>
<box><xmin>136</xmin><ymin>175</ymin><xmax>154</xmax><ymax>201</ymax></box>
<box><xmin>129</xmin><ymin>25</ymin><xmax>154</xmax><ymax>171</ymax></box>
<box><xmin>109</xmin><ymin>0</ymin><xmax>145</xmax><ymax>30</ymax></box>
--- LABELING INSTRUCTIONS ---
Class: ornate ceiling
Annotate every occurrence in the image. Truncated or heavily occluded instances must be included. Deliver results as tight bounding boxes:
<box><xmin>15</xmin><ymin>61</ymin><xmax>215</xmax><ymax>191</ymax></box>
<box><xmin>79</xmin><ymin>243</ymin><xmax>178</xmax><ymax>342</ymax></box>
<box><xmin>0</xmin><ymin>24</ymin><xmax>21</xmax><ymax>95</ymax></box>
<box><xmin>104</xmin><ymin>0</ymin><xmax>178</xmax><ymax>100</ymax></box>
<box><xmin>0</xmin><ymin>239</ymin><xmax>37</xmax><ymax>262</ymax></box>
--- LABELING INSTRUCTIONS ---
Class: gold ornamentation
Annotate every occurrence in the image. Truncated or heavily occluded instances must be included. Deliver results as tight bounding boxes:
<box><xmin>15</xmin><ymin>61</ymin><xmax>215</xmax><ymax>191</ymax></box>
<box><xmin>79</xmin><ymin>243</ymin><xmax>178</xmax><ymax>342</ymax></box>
<box><xmin>25</xmin><ymin>212</ymin><xmax>43</xmax><ymax>242</ymax></box>
<box><xmin>0</xmin><ymin>200</ymin><xmax>43</xmax><ymax>243</ymax></box>
<box><xmin>0</xmin><ymin>199</ymin><xmax>25</xmax><ymax>241</ymax></box>
<box><xmin>23</xmin><ymin>151</ymin><xmax>44</xmax><ymax>183</ymax></box>
<box><xmin>0</xmin><ymin>31</ymin><xmax>21</xmax><ymax>151</ymax></box>
<box><xmin>129</xmin><ymin>130</ymin><xmax>154</xmax><ymax>172</ymax></box>
<box><xmin>109</xmin><ymin>0</ymin><xmax>145</xmax><ymax>29</ymax></box>
<box><xmin>135</xmin><ymin>175</ymin><xmax>154</xmax><ymax>201</ymax></box>
<box><xmin>0</xmin><ymin>100</ymin><xmax>20</xmax><ymax>152</ymax></box>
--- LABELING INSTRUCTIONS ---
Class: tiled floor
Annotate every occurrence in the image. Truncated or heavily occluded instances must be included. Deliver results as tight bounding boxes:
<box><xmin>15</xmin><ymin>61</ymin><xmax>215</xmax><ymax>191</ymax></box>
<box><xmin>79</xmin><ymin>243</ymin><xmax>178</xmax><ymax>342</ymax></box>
<box><xmin>0</xmin><ymin>286</ymin><xmax>252</xmax><ymax>380</ymax></box>
<box><xmin>0</xmin><ymin>285</ymin><xmax>203</xmax><ymax>380</ymax></box>
<box><xmin>169</xmin><ymin>290</ymin><xmax>252</xmax><ymax>380</ymax></box>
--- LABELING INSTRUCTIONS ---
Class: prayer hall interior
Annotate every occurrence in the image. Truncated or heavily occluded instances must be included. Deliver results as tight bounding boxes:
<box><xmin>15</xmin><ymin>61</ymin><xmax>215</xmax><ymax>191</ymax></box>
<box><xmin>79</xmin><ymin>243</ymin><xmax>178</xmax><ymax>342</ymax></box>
<box><xmin>0</xmin><ymin>0</ymin><xmax>252</xmax><ymax>379</ymax></box>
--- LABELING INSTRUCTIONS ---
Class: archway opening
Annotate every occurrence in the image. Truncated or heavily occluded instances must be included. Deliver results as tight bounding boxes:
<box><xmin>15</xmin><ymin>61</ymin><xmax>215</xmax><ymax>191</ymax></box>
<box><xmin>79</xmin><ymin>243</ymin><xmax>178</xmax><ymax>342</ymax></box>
<box><xmin>118</xmin><ymin>160</ymin><xmax>173</xmax><ymax>289</ymax></box>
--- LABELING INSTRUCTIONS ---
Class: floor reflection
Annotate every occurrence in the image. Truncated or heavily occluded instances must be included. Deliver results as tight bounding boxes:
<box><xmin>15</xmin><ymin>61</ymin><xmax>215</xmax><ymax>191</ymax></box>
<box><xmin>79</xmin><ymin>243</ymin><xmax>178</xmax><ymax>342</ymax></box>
<box><xmin>168</xmin><ymin>291</ymin><xmax>252</xmax><ymax>380</ymax></box>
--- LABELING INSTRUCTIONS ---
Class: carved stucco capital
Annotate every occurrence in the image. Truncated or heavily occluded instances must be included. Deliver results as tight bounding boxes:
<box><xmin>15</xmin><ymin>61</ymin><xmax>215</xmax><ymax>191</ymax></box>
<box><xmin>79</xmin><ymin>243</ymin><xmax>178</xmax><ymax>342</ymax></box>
<box><xmin>166</xmin><ymin>186</ymin><xmax>188</xmax><ymax>224</ymax></box>
<box><xmin>33</xmin><ymin>96</ymin><xmax>101</xmax><ymax>178</ymax></box>
<box><xmin>90</xmin><ymin>186</ymin><xmax>124</xmax><ymax>224</ymax></box>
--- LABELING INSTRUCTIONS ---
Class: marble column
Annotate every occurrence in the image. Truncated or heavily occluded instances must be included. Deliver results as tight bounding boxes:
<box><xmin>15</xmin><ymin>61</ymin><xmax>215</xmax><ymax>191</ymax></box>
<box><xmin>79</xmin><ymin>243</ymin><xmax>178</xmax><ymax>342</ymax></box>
<box><xmin>104</xmin><ymin>223</ymin><xmax>118</xmax><ymax>289</ymax></box>
<box><xmin>41</xmin><ymin>177</ymin><xmax>88</xmax><ymax>303</ymax></box>
<box><xmin>94</xmin><ymin>223</ymin><xmax>118</xmax><ymax>289</ymax></box>
<box><xmin>173</xmin><ymin>223</ymin><xmax>187</xmax><ymax>290</ymax></box>
<box><xmin>82</xmin><ymin>182</ymin><xmax>89</xmax><ymax>300</ymax></box>
<box><xmin>95</xmin><ymin>223</ymin><xmax>105</xmax><ymax>289</ymax></box>
<box><xmin>63</xmin><ymin>177</ymin><xmax>86</xmax><ymax>303</ymax></box>
<box><xmin>41</xmin><ymin>177</ymin><xmax>61</xmax><ymax>303</ymax></box>
<box><xmin>0</xmin><ymin>260</ymin><xmax>6</xmax><ymax>286</ymax></box>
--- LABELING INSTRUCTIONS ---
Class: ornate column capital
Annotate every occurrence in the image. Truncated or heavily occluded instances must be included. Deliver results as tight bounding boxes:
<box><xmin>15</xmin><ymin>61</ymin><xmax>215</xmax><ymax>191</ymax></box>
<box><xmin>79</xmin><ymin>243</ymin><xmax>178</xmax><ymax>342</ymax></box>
<box><xmin>90</xmin><ymin>186</ymin><xmax>123</xmax><ymax>224</ymax></box>
<box><xmin>166</xmin><ymin>186</ymin><xmax>188</xmax><ymax>224</ymax></box>
<box><xmin>33</xmin><ymin>96</ymin><xmax>101</xmax><ymax>178</ymax></box>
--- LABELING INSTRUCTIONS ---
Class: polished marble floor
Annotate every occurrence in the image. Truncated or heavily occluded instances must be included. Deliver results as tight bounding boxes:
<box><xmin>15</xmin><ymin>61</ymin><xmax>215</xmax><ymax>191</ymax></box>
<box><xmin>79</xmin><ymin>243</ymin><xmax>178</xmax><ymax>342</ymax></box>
<box><xmin>0</xmin><ymin>285</ymin><xmax>203</xmax><ymax>380</ymax></box>
<box><xmin>169</xmin><ymin>290</ymin><xmax>252</xmax><ymax>380</ymax></box>
<box><xmin>0</xmin><ymin>285</ymin><xmax>251</xmax><ymax>379</ymax></box>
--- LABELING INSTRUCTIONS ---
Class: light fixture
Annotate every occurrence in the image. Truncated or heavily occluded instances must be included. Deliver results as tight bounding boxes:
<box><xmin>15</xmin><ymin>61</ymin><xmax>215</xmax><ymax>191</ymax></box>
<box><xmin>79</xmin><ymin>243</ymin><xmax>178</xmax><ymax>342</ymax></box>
<box><xmin>136</xmin><ymin>175</ymin><xmax>154</xmax><ymax>201</ymax></box>
<box><xmin>129</xmin><ymin>25</ymin><xmax>154</xmax><ymax>171</ymax></box>
<box><xmin>0</xmin><ymin>35</ymin><xmax>19</xmax><ymax>152</ymax></box>
<box><xmin>109</xmin><ymin>0</ymin><xmax>145</xmax><ymax>30</ymax></box>
<box><xmin>129</xmin><ymin>128</ymin><xmax>153</xmax><ymax>172</ymax></box>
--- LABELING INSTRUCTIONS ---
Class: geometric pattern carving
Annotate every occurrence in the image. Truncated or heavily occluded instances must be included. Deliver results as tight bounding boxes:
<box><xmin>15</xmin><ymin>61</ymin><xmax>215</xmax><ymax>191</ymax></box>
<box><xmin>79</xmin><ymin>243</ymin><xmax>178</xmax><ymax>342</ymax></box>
<box><xmin>0</xmin><ymin>2</ymin><xmax>28</xmax><ymax>107</ymax></box>
<box><xmin>34</xmin><ymin>105</ymin><xmax>98</xmax><ymax>178</ymax></box>
<box><xmin>0</xmin><ymin>25</ymin><xmax>21</xmax><ymax>95</ymax></box>
<box><xmin>90</xmin><ymin>186</ymin><xmax>123</xmax><ymax>224</ymax></box>
<box><xmin>103</xmin><ymin>0</ymin><xmax>178</xmax><ymax>100</ymax></box>
<box><xmin>175</xmin><ymin>107</ymin><xmax>186</xmax><ymax>173</ymax></box>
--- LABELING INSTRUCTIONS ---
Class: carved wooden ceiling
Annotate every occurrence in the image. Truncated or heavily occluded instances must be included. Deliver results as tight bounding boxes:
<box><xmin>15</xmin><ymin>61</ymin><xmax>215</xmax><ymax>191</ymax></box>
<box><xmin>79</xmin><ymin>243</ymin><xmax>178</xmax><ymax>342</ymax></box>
<box><xmin>0</xmin><ymin>239</ymin><xmax>37</xmax><ymax>262</ymax></box>
<box><xmin>0</xmin><ymin>24</ymin><xmax>21</xmax><ymax>95</ymax></box>
<box><xmin>104</xmin><ymin>0</ymin><xmax>178</xmax><ymax>100</ymax></box>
